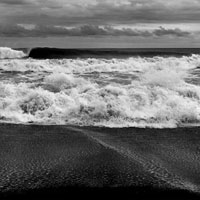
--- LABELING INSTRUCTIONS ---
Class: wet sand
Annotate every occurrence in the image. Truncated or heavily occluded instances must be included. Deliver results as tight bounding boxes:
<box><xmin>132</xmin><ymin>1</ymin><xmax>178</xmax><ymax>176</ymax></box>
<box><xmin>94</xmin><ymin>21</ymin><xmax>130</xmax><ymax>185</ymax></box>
<box><xmin>0</xmin><ymin>124</ymin><xmax>200</xmax><ymax>199</ymax></box>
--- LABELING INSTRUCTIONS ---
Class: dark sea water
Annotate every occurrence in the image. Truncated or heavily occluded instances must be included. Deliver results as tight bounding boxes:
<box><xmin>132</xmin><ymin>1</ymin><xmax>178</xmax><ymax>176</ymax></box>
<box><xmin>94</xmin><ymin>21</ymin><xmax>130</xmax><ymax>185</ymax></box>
<box><xmin>27</xmin><ymin>47</ymin><xmax>200</xmax><ymax>59</ymax></box>
<box><xmin>1</xmin><ymin>47</ymin><xmax>200</xmax><ymax>199</ymax></box>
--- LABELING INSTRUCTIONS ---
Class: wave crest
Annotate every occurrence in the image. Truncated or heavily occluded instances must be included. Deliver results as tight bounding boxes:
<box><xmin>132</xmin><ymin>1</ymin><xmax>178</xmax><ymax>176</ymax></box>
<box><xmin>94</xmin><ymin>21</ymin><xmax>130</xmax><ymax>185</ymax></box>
<box><xmin>0</xmin><ymin>47</ymin><xmax>26</xmax><ymax>59</ymax></box>
<box><xmin>0</xmin><ymin>55</ymin><xmax>200</xmax><ymax>73</ymax></box>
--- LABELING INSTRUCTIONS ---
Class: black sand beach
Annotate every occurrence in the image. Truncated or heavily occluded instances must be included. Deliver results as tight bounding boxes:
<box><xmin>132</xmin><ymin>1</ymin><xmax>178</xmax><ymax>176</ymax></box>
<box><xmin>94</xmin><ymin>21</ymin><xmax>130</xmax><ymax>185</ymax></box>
<box><xmin>0</xmin><ymin>124</ymin><xmax>200</xmax><ymax>199</ymax></box>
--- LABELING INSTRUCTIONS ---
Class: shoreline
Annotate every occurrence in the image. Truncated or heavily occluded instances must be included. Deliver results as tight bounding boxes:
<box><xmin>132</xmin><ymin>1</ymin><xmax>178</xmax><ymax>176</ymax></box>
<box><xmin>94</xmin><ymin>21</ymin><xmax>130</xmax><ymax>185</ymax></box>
<box><xmin>1</xmin><ymin>122</ymin><xmax>200</xmax><ymax>129</ymax></box>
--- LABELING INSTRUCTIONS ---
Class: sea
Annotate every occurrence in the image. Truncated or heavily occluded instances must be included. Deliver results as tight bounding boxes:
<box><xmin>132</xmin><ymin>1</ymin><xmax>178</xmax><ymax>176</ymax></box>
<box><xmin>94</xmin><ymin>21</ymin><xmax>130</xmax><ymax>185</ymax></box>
<box><xmin>1</xmin><ymin>47</ymin><xmax>200</xmax><ymax>199</ymax></box>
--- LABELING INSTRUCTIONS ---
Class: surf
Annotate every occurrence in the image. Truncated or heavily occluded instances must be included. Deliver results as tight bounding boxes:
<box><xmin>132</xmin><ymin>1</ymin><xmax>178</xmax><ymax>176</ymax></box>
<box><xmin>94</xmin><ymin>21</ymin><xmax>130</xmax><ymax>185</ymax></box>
<box><xmin>1</xmin><ymin>47</ymin><xmax>200</xmax><ymax>128</ymax></box>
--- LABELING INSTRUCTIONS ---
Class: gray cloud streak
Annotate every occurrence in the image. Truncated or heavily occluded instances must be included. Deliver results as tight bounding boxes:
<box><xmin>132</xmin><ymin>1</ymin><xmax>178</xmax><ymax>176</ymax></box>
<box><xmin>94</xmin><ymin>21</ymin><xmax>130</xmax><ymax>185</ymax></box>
<box><xmin>0</xmin><ymin>0</ymin><xmax>29</xmax><ymax>5</ymax></box>
<box><xmin>0</xmin><ymin>24</ymin><xmax>191</xmax><ymax>38</ymax></box>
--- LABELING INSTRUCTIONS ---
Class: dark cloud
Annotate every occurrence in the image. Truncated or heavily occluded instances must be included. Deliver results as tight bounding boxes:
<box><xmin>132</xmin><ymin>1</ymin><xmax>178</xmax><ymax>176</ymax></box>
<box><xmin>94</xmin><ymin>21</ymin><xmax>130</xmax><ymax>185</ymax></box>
<box><xmin>0</xmin><ymin>0</ymin><xmax>29</xmax><ymax>5</ymax></box>
<box><xmin>81</xmin><ymin>1</ymin><xmax>200</xmax><ymax>26</ymax></box>
<box><xmin>153</xmin><ymin>26</ymin><xmax>190</xmax><ymax>37</ymax></box>
<box><xmin>1</xmin><ymin>0</ymin><xmax>200</xmax><ymax>28</ymax></box>
<box><xmin>0</xmin><ymin>24</ymin><xmax>191</xmax><ymax>38</ymax></box>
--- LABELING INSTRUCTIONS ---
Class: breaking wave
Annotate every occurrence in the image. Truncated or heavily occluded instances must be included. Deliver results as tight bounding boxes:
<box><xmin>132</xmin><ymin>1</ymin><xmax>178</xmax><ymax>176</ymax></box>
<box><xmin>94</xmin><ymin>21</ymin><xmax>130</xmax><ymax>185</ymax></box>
<box><xmin>0</xmin><ymin>54</ymin><xmax>200</xmax><ymax>73</ymax></box>
<box><xmin>0</xmin><ymin>53</ymin><xmax>200</xmax><ymax>128</ymax></box>
<box><xmin>0</xmin><ymin>47</ymin><xmax>26</xmax><ymax>59</ymax></box>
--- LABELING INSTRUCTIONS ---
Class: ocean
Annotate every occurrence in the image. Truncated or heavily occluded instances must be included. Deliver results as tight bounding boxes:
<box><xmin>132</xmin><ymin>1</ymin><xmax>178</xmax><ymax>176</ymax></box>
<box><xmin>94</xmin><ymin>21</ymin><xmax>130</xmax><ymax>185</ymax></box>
<box><xmin>0</xmin><ymin>47</ymin><xmax>200</xmax><ymax>199</ymax></box>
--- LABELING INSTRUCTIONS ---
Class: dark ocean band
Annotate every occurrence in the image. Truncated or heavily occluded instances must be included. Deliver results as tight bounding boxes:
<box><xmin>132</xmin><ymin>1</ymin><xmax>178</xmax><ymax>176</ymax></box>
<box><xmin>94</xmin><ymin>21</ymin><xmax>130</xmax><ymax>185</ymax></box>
<box><xmin>27</xmin><ymin>47</ymin><xmax>200</xmax><ymax>59</ymax></box>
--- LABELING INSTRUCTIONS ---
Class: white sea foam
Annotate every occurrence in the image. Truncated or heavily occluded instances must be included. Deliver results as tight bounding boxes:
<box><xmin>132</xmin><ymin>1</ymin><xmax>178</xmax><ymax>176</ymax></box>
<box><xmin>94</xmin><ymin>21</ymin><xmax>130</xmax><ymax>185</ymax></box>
<box><xmin>0</xmin><ymin>47</ymin><xmax>26</xmax><ymax>59</ymax></box>
<box><xmin>0</xmin><ymin>55</ymin><xmax>199</xmax><ymax>73</ymax></box>
<box><xmin>0</xmin><ymin>54</ymin><xmax>200</xmax><ymax>127</ymax></box>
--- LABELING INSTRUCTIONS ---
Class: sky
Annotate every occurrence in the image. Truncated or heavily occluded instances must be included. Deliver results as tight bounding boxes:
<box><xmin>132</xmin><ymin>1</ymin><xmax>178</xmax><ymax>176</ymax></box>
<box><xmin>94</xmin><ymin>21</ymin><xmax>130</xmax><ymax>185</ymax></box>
<box><xmin>0</xmin><ymin>0</ymin><xmax>200</xmax><ymax>48</ymax></box>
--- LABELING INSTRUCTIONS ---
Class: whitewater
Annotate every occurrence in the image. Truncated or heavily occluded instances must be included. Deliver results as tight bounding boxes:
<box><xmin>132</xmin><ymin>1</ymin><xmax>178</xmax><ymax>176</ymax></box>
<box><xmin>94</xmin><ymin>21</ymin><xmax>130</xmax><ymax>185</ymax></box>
<box><xmin>1</xmin><ymin>47</ymin><xmax>200</xmax><ymax>128</ymax></box>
